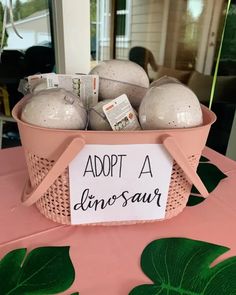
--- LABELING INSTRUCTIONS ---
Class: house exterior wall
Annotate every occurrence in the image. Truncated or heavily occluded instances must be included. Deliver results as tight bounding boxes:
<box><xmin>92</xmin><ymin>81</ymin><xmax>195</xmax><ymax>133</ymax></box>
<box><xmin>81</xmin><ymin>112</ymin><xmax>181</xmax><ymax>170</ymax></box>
<box><xmin>163</xmin><ymin>0</ymin><xmax>184</xmax><ymax>68</ymax></box>
<box><xmin>113</xmin><ymin>0</ymin><xmax>165</xmax><ymax>64</ymax></box>
<box><xmin>5</xmin><ymin>13</ymin><xmax>51</xmax><ymax>50</ymax></box>
<box><xmin>129</xmin><ymin>0</ymin><xmax>164</xmax><ymax>64</ymax></box>
<box><xmin>97</xmin><ymin>0</ymin><xmax>220</xmax><ymax>74</ymax></box>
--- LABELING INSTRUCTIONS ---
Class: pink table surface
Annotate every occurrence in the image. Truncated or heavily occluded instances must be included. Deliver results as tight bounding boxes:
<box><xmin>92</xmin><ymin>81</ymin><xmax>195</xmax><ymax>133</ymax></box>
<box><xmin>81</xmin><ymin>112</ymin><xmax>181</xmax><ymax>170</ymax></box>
<box><xmin>0</xmin><ymin>146</ymin><xmax>236</xmax><ymax>295</ymax></box>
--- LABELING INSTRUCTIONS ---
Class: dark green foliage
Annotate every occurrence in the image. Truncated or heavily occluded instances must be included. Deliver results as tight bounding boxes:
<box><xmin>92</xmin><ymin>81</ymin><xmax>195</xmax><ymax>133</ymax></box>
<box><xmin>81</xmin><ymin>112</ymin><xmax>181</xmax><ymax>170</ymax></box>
<box><xmin>0</xmin><ymin>246</ymin><xmax>75</xmax><ymax>295</ymax></box>
<box><xmin>187</xmin><ymin>156</ymin><xmax>227</xmax><ymax>206</ymax></box>
<box><xmin>130</xmin><ymin>238</ymin><xmax>236</xmax><ymax>295</ymax></box>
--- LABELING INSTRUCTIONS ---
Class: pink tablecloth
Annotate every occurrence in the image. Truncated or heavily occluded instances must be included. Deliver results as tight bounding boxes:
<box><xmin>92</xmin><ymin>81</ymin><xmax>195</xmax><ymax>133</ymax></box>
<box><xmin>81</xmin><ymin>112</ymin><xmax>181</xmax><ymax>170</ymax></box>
<box><xmin>0</xmin><ymin>146</ymin><xmax>236</xmax><ymax>294</ymax></box>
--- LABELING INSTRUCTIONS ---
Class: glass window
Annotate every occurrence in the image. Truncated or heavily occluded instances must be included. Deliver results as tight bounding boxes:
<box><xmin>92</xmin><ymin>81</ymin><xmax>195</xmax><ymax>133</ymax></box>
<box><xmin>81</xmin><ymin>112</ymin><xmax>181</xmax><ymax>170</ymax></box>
<box><xmin>116</xmin><ymin>12</ymin><xmax>126</xmax><ymax>36</ymax></box>
<box><xmin>90</xmin><ymin>0</ymin><xmax>236</xmax><ymax>156</ymax></box>
<box><xmin>91</xmin><ymin>0</ymin><xmax>131</xmax><ymax>62</ymax></box>
<box><xmin>4</xmin><ymin>0</ymin><xmax>52</xmax><ymax>50</ymax></box>
<box><xmin>116</xmin><ymin>0</ymin><xmax>129</xmax><ymax>37</ymax></box>
<box><xmin>0</xmin><ymin>0</ymin><xmax>54</xmax><ymax>148</ymax></box>
<box><xmin>219</xmin><ymin>1</ymin><xmax>236</xmax><ymax>75</ymax></box>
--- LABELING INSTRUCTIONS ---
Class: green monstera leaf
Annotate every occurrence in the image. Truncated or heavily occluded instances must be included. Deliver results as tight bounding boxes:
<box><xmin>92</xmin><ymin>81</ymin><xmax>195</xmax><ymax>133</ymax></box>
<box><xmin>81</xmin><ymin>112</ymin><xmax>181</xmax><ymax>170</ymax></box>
<box><xmin>0</xmin><ymin>246</ymin><xmax>75</xmax><ymax>295</ymax></box>
<box><xmin>129</xmin><ymin>238</ymin><xmax>236</xmax><ymax>295</ymax></box>
<box><xmin>187</xmin><ymin>156</ymin><xmax>227</xmax><ymax>206</ymax></box>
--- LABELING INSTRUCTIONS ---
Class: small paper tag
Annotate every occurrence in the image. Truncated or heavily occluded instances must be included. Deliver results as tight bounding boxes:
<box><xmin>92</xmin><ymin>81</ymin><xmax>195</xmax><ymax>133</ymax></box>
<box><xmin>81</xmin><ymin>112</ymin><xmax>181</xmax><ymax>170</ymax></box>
<box><xmin>28</xmin><ymin>73</ymin><xmax>58</xmax><ymax>92</ymax></box>
<box><xmin>28</xmin><ymin>73</ymin><xmax>99</xmax><ymax>108</ymax></box>
<box><xmin>103</xmin><ymin>94</ymin><xmax>141</xmax><ymax>131</ymax></box>
<box><xmin>17</xmin><ymin>78</ymin><xmax>30</xmax><ymax>95</ymax></box>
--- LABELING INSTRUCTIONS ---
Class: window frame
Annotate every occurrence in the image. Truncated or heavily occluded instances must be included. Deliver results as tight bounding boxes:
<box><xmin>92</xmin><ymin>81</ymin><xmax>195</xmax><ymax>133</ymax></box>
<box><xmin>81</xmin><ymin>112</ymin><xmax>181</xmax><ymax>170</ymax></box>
<box><xmin>99</xmin><ymin>0</ymin><xmax>131</xmax><ymax>48</ymax></box>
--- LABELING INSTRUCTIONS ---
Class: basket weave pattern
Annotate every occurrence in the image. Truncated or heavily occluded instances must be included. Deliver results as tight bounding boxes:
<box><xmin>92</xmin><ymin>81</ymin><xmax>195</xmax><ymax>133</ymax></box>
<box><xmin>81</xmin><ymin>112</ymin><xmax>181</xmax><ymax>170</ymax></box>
<box><xmin>25</xmin><ymin>151</ymin><xmax>199</xmax><ymax>225</ymax></box>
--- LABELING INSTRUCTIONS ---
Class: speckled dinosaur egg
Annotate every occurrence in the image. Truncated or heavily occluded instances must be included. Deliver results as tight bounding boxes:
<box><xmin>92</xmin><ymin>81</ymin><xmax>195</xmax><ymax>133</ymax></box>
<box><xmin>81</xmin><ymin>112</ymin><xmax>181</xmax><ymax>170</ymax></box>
<box><xmin>139</xmin><ymin>83</ymin><xmax>203</xmax><ymax>129</ymax></box>
<box><xmin>89</xmin><ymin>59</ymin><xmax>149</xmax><ymax>109</ymax></box>
<box><xmin>89</xmin><ymin>99</ymin><xmax>112</xmax><ymax>131</ymax></box>
<box><xmin>21</xmin><ymin>88</ymin><xmax>87</xmax><ymax>129</ymax></box>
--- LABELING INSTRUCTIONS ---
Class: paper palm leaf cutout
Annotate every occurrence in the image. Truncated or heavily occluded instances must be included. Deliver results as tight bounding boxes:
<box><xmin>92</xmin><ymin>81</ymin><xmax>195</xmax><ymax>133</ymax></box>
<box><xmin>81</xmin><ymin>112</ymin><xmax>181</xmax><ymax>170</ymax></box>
<box><xmin>129</xmin><ymin>238</ymin><xmax>236</xmax><ymax>295</ymax></box>
<box><xmin>0</xmin><ymin>246</ymin><xmax>75</xmax><ymax>295</ymax></box>
<box><xmin>187</xmin><ymin>156</ymin><xmax>227</xmax><ymax>206</ymax></box>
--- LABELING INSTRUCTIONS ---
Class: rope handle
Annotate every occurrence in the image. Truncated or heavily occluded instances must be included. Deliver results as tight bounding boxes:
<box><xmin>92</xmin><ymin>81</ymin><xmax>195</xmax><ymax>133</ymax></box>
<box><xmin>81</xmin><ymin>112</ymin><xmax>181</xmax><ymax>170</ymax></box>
<box><xmin>22</xmin><ymin>135</ymin><xmax>208</xmax><ymax>207</ymax></box>
<box><xmin>21</xmin><ymin>137</ymin><xmax>85</xmax><ymax>206</ymax></box>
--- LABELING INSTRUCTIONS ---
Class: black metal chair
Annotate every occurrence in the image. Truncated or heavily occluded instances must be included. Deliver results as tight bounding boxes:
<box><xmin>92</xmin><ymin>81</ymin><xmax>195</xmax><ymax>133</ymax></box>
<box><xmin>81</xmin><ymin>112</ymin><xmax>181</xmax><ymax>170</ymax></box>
<box><xmin>0</xmin><ymin>50</ymin><xmax>25</xmax><ymax>79</ymax></box>
<box><xmin>0</xmin><ymin>50</ymin><xmax>26</xmax><ymax>110</ymax></box>
<box><xmin>24</xmin><ymin>45</ymin><xmax>55</xmax><ymax>76</ymax></box>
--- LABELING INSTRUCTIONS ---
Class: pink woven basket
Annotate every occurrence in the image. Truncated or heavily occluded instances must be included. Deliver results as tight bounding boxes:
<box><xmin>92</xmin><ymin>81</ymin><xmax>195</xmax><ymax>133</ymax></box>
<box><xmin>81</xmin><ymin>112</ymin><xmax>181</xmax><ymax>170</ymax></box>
<box><xmin>12</xmin><ymin>96</ymin><xmax>216</xmax><ymax>225</ymax></box>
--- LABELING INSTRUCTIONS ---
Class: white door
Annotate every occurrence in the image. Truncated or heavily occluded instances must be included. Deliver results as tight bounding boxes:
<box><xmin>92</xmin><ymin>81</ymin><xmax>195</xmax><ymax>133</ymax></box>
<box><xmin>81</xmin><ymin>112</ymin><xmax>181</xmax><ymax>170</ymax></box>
<box><xmin>196</xmin><ymin>0</ymin><xmax>224</xmax><ymax>74</ymax></box>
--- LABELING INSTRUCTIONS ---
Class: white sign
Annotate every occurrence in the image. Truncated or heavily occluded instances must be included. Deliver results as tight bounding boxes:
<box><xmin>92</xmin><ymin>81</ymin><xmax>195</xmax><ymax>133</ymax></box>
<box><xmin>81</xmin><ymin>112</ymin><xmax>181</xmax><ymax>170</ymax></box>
<box><xmin>69</xmin><ymin>144</ymin><xmax>173</xmax><ymax>225</ymax></box>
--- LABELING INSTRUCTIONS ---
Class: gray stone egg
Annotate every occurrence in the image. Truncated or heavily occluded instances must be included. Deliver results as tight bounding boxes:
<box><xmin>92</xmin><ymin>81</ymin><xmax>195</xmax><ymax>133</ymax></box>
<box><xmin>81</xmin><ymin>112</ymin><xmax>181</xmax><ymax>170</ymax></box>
<box><xmin>89</xmin><ymin>59</ymin><xmax>149</xmax><ymax>109</ymax></box>
<box><xmin>21</xmin><ymin>88</ymin><xmax>87</xmax><ymax>129</ymax></box>
<box><xmin>139</xmin><ymin>83</ymin><xmax>203</xmax><ymax>130</ymax></box>
<box><xmin>89</xmin><ymin>100</ymin><xmax>112</xmax><ymax>131</ymax></box>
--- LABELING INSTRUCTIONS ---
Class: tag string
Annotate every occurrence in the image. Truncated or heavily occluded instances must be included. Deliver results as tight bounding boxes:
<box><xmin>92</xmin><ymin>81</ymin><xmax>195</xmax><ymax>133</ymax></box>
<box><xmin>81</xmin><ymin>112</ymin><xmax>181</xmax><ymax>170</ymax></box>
<box><xmin>209</xmin><ymin>0</ymin><xmax>231</xmax><ymax>110</ymax></box>
<box><xmin>0</xmin><ymin>0</ymin><xmax>23</xmax><ymax>60</ymax></box>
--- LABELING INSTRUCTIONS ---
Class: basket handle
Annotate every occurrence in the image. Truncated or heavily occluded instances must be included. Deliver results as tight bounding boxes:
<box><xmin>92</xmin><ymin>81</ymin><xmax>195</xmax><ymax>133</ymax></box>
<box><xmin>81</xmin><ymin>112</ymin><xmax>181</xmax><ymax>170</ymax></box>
<box><xmin>162</xmin><ymin>135</ymin><xmax>208</xmax><ymax>198</ymax></box>
<box><xmin>22</xmin><ymin>137</ymin><xmax>86</xmax><ymax>206</ymax></box>
<box><xmin>22</xmin><ymin>134</ymin><xmax>208</xmax><ymax>207</ymax></box>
